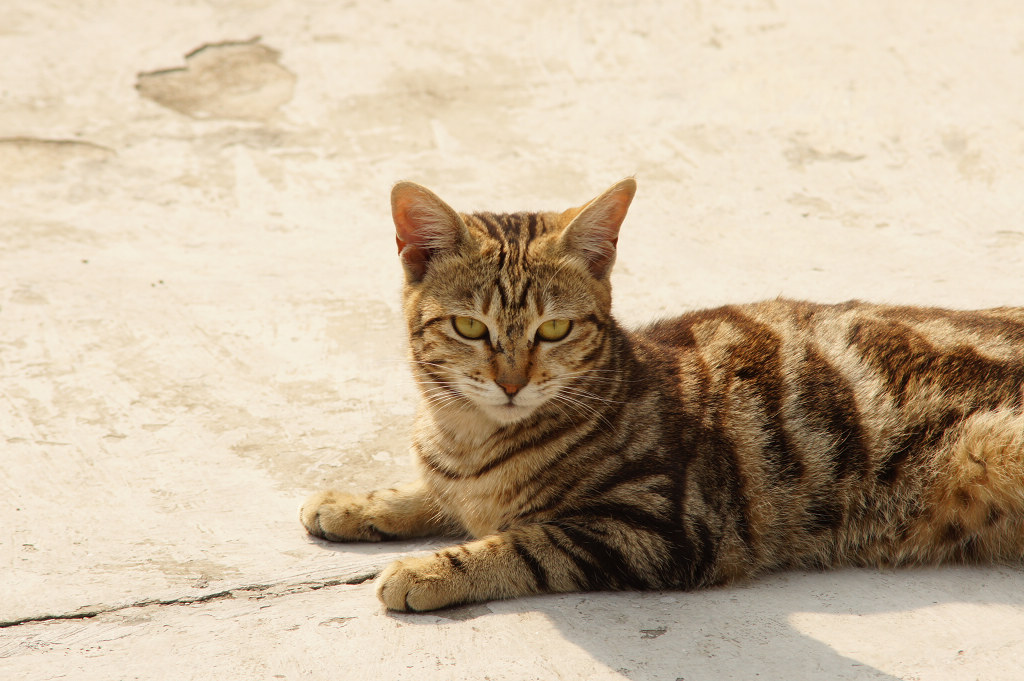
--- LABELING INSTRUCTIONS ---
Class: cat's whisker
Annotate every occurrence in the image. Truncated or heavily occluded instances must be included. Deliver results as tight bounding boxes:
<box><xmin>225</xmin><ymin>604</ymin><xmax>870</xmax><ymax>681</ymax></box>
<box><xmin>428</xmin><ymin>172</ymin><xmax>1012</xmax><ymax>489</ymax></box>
<box><xmin>409</xmin><ymin>360</ymin><xmax>452</xmax><ymax>371</ymax></box>
<box><xmin>412</xmin><ymin>378</ymin><xmax>451</xmax><ymax>385</ymax></box>
<box><xmin>421</xmin><ymin>391</ymin><xmax>461</xmax><ymax>404</ymax></box>
<box><xmin>414</xmin><ymin>378</ymin><xmax>459</xmax><ymax>394</ymax></box>
<box><xmin>556</xmin><ymin>368</ymin><xmax>625</xmax><ymax>377</ymax></box>
<box><xmin>554</xmin><ymin>385</ymin><xmax>626</xmax><ymax>405</ymax></box>
<box><xmin>551</xmin><ymin>401</ymin><xmax>614</xmax><ymax>438</ymax></box>
<box><xmin>423</xmin><ymin>393</ymin><xmax>469</xmax><ymax>412</ymax></box>
<box><xmin>544</xmin><ymin>396</ymin><xmax>577</xmax><ymax>428</ymax></box>
<box><xmin>551</xmin><ymin>368</ymin><xmax>643</xmax><ymax>386</ymax></box>
<box><xmin>549</xmin><ymin>392</ymin><xmax>616</xmax><ymax>434</ymax></box>
<box><xmin>419</xmin><ymin>382</ymin><xmax>461</xmax><ymax>396</ymax></box>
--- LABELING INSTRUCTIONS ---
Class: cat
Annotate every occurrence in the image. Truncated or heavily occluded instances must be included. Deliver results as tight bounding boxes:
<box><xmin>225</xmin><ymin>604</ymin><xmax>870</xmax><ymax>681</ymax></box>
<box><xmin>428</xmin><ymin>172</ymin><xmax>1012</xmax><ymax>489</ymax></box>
<box><xmin>300</xmin><ymin>178</ymin><xmax>1024</xmax><ymax>612</ymax></box>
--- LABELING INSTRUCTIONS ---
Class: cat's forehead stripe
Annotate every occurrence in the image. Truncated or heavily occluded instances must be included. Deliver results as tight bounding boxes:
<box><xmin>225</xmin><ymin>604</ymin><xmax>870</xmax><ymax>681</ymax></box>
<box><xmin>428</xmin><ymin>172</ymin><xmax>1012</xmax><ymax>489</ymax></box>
<box><xmin>469</xmin><ymin>211</ymin><xmax>551</xmax><ymax>245</ymax></box>
<box><xmin>473</xmin><ymin>212</ymin><xmax>521</xmax><ymax>243</ymax></box>
<box><xmin>461</xmin><ymin>211</ymin><xmax>551</xmax><ymax>318</ymax></box>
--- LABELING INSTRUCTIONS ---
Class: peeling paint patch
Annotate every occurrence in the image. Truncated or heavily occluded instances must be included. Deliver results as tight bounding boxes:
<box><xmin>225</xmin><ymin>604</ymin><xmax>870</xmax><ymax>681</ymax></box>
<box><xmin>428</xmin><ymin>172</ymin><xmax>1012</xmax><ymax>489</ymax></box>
<box><xmin>136</xmin><ymin>38</ymin><xmax>296</xmax><ymax>121</ymax></box>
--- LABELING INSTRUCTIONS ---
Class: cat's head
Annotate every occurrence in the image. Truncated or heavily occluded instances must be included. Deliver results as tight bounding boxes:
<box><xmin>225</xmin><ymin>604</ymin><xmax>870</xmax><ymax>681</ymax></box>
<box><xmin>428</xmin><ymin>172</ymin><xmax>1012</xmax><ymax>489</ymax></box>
<box><xmin>391</xmin><ymin>179</ymin><xmax>636</xmax><ymax>425</ymax></box>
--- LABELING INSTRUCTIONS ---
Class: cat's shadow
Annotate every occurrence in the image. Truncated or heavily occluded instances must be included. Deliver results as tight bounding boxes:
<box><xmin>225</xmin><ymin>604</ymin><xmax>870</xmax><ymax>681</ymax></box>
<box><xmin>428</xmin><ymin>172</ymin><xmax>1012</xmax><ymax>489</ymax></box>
<box><xmin>388</xmin><ymin>564</ymin><xmax>1024</xmax><ymax>681</ymax></box>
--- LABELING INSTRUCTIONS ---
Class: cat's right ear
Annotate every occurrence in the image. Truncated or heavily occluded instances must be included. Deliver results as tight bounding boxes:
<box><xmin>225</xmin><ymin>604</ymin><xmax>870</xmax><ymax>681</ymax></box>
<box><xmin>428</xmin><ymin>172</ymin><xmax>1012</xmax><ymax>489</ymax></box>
<box><xmin>391</xmin><ymin>182</ymin><xmax>470</xmax><ymax>282</ymax></box>
<box><xmin>559</xmin><ymin>178</ymin><xmax>636</xmax><ymax>279</ymax></box>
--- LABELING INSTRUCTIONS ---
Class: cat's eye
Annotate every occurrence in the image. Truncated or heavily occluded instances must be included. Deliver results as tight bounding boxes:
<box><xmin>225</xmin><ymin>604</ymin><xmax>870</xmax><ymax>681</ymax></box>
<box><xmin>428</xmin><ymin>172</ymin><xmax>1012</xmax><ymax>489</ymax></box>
<box><xmin>453</xmin><ymin>316</ymin><xmax>488</xmax><ymax>340</ymax></box>
<box><xmin>536</xmin><ymin>319</ymin><xmax>572</xmax><ymax>342</ymax></box>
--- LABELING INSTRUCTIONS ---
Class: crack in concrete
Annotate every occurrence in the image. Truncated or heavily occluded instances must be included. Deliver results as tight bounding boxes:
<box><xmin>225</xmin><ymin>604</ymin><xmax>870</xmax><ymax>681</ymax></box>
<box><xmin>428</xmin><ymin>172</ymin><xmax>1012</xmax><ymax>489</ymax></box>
<box><xmin>0</xmin><ymin>571</ymin><xmax>378</xmax><ymax>630</ymax></box>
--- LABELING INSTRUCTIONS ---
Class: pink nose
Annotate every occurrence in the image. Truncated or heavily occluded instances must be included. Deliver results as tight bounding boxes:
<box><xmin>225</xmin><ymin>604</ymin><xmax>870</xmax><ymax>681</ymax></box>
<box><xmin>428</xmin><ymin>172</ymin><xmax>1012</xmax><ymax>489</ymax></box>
<box><xmin>497</xmin><ymin>380</ymin><xmax>525</xmax><ymax>396</ymax></box>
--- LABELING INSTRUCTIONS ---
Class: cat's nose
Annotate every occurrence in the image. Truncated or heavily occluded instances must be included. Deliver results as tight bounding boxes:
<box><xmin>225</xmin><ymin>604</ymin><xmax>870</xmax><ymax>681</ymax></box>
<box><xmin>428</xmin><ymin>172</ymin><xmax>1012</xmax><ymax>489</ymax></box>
<box><xmin>496</xmin><ymin>377</ymin><xmax>527</xmax><ymax>396</ymax></box>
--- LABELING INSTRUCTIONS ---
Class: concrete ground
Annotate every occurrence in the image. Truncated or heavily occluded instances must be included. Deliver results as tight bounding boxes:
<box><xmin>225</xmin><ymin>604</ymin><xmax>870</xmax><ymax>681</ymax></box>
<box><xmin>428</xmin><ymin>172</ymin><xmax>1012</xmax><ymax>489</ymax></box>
<box><xmin>2</xmin><ymin>1</ymin><xmax>1023</xmax><ymax>679</ymax></box>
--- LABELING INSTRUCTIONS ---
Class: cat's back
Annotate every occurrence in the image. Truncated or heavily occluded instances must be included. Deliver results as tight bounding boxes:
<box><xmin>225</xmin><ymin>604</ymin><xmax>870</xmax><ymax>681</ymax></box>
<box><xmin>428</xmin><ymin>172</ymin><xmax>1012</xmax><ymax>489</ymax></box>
<box><xmin>638</xmin><ymin>298</ymin><xmax>1024</xmax><ymax>385</ymax></box>
<box><xmin>634</xmin><ymin>297</ymin><xmax>1024</xmax><ymax>464</ymax></box>
<box><xmin>642</xmin><ymin>297</ymin><xmax>1024</xmax><ymax>344</ymax></box>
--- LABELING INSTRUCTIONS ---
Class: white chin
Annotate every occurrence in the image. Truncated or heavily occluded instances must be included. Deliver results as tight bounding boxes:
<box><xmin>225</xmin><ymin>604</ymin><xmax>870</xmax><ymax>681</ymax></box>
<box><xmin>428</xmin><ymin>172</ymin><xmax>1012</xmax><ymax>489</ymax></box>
<box><xmin>481</xmin><ymin>402</ymin><xmax>536</xmax><ymax>424</ymax></box>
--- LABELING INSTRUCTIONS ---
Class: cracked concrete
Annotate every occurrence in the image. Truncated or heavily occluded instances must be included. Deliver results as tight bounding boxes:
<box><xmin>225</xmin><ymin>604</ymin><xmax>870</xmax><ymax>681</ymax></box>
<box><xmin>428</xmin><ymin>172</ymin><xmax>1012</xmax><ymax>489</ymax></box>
<box><xmin>2</xmin><ymin>0</ymin><xmax>1024</xmax><ymax>679</ymax></box>
<box><xmin>0</xmin><ymin>570</ymin><xmax>378</xmax><ymax>630</ymax></box>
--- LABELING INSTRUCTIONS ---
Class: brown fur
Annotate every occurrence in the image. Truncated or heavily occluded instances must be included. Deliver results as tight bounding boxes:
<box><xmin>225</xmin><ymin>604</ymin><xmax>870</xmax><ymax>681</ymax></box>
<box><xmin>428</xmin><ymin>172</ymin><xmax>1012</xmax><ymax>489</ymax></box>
<box><xmin>300</xmin><ymin>179</ymin><xmax>1024</xmax><ymax>611</ymax></box>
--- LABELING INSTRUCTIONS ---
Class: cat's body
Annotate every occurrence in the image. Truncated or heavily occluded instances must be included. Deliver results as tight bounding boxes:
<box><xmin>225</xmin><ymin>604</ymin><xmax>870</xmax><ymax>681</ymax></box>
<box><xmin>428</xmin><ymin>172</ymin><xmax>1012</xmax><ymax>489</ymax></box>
<box><xmin>301</xmin><ymin>179</ymin><xmax>1024</xmax><ymax>611</ymax></box>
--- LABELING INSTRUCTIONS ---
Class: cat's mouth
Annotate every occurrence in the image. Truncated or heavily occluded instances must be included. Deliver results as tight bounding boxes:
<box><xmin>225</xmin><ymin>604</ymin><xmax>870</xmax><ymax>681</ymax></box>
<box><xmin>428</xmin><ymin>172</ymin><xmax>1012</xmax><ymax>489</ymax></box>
<box><xmin>452</xmin><ymin>381</ymin><xmax>544</xmax><ymax>424</ymax></box>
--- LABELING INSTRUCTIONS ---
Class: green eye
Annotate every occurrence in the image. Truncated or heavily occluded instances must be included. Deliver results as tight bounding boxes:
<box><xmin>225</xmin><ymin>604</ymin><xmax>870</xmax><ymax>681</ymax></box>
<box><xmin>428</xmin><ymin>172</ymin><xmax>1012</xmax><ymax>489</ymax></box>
<box><xmin>453</xmin><ymin>316</ymin><xmax>488</xmax><ymax>340</ymax></box>
<box><xmin>536</xmin><ymin>319</ymin><xmax>572</xmax><ymax>342</ymax></box>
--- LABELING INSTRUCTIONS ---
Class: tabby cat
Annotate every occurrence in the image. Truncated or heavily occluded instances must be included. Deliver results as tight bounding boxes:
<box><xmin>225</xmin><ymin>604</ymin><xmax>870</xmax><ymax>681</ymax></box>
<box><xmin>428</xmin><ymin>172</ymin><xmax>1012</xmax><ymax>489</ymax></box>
<box><xmin>301</xmin><ymin>178</ymin><xmax>1024</xmax><ymax>612</ymax></box>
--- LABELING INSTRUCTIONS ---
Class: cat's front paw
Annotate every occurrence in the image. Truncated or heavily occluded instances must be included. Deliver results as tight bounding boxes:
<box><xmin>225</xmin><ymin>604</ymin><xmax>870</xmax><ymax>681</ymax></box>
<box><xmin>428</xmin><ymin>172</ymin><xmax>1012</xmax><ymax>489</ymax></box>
<box><xmin>376</xmin><ymin>554</ymin><xmax>468</xmax><ymax>612</ymax></box>
<box><xmin>300</xmin><ymin>490</ymin><xmax>392</xmax><ymax>542</ymax></box>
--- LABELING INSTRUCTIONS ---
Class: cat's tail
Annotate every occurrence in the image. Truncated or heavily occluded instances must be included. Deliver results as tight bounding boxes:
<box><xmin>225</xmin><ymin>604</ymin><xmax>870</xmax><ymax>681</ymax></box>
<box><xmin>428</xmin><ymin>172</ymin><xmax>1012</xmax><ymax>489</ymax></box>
<box><xmin>922</xmin><ymin>407</ymin><xmax>1024</xmax><ymax>561</ymax></box>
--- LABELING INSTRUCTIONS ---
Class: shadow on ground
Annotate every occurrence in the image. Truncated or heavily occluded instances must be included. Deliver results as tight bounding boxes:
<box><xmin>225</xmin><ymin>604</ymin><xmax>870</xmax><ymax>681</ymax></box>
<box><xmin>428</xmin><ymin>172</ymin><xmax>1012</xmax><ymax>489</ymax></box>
<box><xmin>387</xmin><ymin>563</ymin><xmax>1024</xmax><ymax>680</ymax></box>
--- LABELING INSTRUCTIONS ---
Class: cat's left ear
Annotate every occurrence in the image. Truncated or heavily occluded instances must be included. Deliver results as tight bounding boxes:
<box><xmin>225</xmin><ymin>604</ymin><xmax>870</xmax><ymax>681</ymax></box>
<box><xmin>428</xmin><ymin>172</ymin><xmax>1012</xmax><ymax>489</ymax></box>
<box><xmin>391</xmin><ymin>182</ymin><xmax>471</xmax><ymax>282</ymax></box>
<box><xmin>559</xmin><ymin>178</ymin><xmax>636</xmax><ymax>279</ymax></box>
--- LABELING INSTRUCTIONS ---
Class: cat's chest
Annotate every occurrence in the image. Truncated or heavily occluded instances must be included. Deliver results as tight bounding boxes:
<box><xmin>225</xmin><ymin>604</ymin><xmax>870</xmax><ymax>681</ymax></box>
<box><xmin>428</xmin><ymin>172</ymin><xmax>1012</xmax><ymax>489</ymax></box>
<box><xmin>415</xmin><ymin>415</ymin><xmax>549</xmax><ymax>537</ymax></box>
<box><xmin>419</xmin><ymin>445</ymin><xmax>528</xmax><ymax>537</ymax></box>
<box><xmin>432</xmin><ymin>474</ymin><xmax>518</xmax><ymax>539</ymax></box>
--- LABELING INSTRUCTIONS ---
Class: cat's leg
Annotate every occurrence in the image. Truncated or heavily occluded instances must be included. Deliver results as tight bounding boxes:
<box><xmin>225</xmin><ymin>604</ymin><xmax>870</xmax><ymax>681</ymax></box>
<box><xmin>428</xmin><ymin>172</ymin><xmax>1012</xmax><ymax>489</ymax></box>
<box><xmin>300</xmin><ymin>480</ymin><xmax>454</xmax><ymax>542</ymax></box>
<box><xmin>376</xmin><ymin>517</ymin><xmax>676</xmax><ymax>611</ymax></box>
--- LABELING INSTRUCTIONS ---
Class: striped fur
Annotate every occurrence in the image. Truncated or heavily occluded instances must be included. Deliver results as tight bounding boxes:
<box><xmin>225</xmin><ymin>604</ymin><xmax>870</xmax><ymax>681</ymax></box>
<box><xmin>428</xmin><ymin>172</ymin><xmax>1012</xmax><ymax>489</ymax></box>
<box><xmin>301</xmin><ymin>179</ymin><xmax>1024</xmax><ymax>612</ymax></box>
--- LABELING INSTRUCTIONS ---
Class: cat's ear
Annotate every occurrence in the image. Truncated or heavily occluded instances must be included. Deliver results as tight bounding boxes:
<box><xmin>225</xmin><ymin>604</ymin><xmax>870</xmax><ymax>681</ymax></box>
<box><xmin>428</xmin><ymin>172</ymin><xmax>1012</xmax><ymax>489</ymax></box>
<box><xmin>559</xmin><ymin>178</ymin><xmax>636</xmax><ymax>279</ymax></box>
<box><xmin>391</xmin><ymin>182</ymin><xmax>470</xmax><ymax>282</ymax></box>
